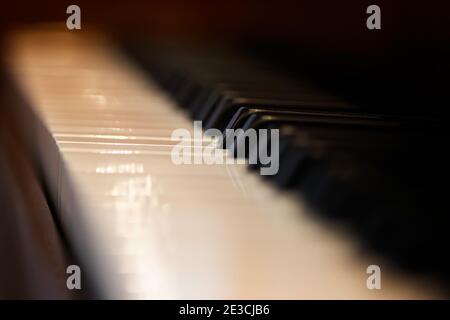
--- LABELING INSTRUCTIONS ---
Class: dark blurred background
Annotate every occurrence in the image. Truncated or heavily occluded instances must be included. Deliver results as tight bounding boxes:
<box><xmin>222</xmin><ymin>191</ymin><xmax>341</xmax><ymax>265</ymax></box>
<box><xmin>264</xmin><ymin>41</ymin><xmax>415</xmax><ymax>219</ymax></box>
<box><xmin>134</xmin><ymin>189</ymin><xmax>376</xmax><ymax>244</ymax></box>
<box><xmin>2</xmin><ymin>0</ymin><xmax>449</xmax><ymax>114</ymax></box>
<box><xmin>0</xmin><ymin>0</ymin><xmax>449</xmax><ymax>53</ymax></box>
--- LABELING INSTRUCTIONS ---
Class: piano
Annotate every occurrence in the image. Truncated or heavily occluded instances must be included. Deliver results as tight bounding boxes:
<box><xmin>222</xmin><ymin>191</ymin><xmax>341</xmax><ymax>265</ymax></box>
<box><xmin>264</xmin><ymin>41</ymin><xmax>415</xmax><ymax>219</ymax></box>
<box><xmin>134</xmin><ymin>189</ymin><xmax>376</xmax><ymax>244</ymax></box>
<box><xmin>0</xmin><ymin>1</ymin><xmax>449</xmax><ymax>299</ymax></box>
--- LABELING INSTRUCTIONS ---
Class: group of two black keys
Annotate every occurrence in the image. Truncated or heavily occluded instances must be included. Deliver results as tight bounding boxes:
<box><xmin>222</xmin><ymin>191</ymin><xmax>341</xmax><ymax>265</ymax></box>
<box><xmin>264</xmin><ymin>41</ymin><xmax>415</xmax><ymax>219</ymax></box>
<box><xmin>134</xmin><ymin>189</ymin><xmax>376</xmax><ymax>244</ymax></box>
<box><xmin>124</xmin><ymin>45</ymin><xmax>450</xmax><ymax>276</ymax></box>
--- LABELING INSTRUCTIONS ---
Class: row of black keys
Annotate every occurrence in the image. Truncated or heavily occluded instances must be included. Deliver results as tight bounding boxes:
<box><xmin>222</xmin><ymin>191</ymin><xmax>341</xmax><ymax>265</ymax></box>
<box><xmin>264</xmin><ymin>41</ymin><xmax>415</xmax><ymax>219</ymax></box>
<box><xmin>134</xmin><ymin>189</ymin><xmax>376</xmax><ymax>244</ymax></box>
<box><xmin>123</xmin><ymin>44</ymin><xmax>450</xmax><ymax>282</ymax></box>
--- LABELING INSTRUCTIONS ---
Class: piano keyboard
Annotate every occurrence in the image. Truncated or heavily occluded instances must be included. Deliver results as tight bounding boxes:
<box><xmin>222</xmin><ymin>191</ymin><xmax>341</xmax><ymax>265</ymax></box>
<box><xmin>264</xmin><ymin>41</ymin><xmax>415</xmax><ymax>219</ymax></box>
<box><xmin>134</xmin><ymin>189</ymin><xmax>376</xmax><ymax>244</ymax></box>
<box><xmin>4</xmin><ymin>28</ymin><xmax>444</xmax><ymax>299</ymax></box>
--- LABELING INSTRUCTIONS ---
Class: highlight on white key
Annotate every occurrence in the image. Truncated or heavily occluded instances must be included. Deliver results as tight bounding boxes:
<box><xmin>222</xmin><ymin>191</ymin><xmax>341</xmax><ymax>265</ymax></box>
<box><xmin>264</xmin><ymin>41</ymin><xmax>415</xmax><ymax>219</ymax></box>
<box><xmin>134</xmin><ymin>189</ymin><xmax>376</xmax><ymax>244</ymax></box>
<box><xmin>170</xmin><ymin>121</ymin><xmax>280</xmax><ymax>175</ymax></box>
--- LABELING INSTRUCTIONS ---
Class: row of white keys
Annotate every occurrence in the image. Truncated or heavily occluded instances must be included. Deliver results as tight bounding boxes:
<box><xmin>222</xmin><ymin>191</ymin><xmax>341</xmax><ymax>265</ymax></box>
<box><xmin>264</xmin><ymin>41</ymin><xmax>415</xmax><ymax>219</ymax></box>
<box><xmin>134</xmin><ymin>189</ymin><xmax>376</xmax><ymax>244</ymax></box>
<box><xmin>6</xmin><ymin>28</ymin><xmax>442</xmax><ymax>299</ymax></box>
